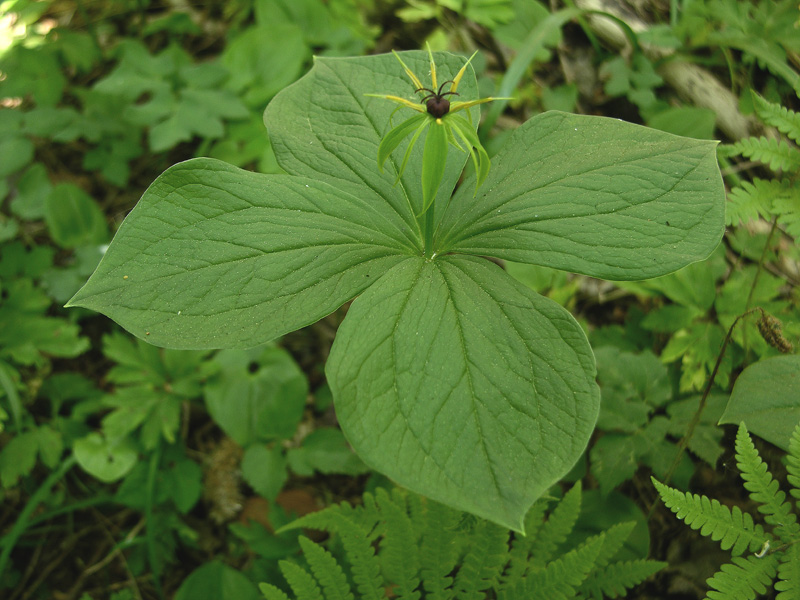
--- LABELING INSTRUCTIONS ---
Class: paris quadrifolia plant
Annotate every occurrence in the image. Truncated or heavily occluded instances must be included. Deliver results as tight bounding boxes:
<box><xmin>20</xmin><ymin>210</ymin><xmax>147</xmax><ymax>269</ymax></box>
<box><xmin>653</xmin><ymin>421</ymin><xmax>800</xmax><ymax>600</ymax></box>
<box><xmin>67</xmin><ymin>49</ymin><xmax>726</xmax><ymax>531</ymax></box>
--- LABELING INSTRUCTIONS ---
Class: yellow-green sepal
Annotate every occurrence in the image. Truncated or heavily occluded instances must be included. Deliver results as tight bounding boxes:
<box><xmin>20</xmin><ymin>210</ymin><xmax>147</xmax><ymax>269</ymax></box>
<box><xmin>420</xmin><ymin>119</ymin><xmax>448</xmax><ymax>216</ymax></box>
<box><xmin>447</xmin><ymin>114</ymin><xmax>491</xmax><ymax>194</ymax></box>
<box><xmin>377</xmin><ymin>113</ymin><xmax>429</xmax><ymax>173</ymax></box>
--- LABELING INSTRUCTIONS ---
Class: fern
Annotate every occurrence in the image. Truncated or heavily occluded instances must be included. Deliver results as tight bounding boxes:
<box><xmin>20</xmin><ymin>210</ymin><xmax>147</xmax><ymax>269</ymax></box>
<box><xmin>451</xmin><ymin>519</ymin><xmax>508</xmax><ymax>599</ymax></box>
<box><xmin>531</xmin><ymin>482</ymin><xmax>582</xmax><ymax>568</ymax></box>
<box><xmin>735</xmin><ymin>424</ymin><xmax>800</xmax><ymax>540</ymax></box>
<box><xmin>279</xmin><ymin>560</ymin><xmax>324</xmax><ymax>600</ymax></box>
<box><xmin>726</xmin><ymin>177</ymin><xmax>793</xmax><ymax>226</ymax></box>
<box><xmin>706</xmin><ymin>554</ymin><xmax>780</xmax><ymax>600</ymax></box>
<box><xmin>775</xmin><ymin>543</ymin><xmax>800</xmax><ymax>599</ymax></box>
<box><xmin>263</xmin><ymin>484</ymin><xmax>664</xmax><ymax>600</ymax></box>
<box><xmin>578</xmin><ymin>559</ymin><xmax>668</xmax><ymax>599</ymax></box>
<box><xmin>260</xmin><ymin>582</ymin><xmax>293</xmax><ymax>600</ymax></box>
<box><xmin>298</xmin><ymin>536</ymin><xmax>354</xmax><ymax>600</ymax></box>
<box><xmin>752</xmin><ymin>93</ymin><xmax>800</xmax><ymax>143</ymax></box>
<box><xmin>788</xmin><ymin>424</ymin><xmax>800</xmax><ymax>503</ymax></box>
<box><xmin>376</xmin><ymin>488</ymin><xmax>422</xmax><ymax>600</ymax></box>
<box><xmin>651</xmin><ymin>478</ymin><xmax>768</xmax><ymax>556</ymax></box>
<box><xmin>420</xmin><ymin>499</ymin><xmax>459</xmax><ymax>600</ymax></box>
<box><xmin>507</xmin><ymin>535</ymin><xmax>604</xmax><ymax>600</ymax></box>
<box><xmin>590</xmin><ymin>522</ymin><xmax>636</xmax><ymax>569</ymax></box>
<box><xmin>653</xmin><ymin>421</ymin><xmax>800</xmax><ymax>600</ymax></box>
<box><xmin>502</xmin><ymin>497</ymin><xmax>550</xmax><ymax>584</ymax></box>
<box><xmin>726</xmin><ymin>136</ymin><xmax>800</xmax><ymax>172</ymax></box>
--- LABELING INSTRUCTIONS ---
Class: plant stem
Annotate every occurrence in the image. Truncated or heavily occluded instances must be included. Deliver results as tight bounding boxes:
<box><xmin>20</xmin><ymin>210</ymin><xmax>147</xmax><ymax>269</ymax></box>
<box><xmin>423</xmin><ymin>205</ymin><xmax>436</xmax><ymax>258</ymax></box>
<box><xmin>655</xmin><ymin>308</ymin><xmax>761</xmax><ymax>503</ymax></box>
<box><xmin>0</xmin><ymin>455</ymin><xmax>77</xmax><ymax>582</ymax></box>
<box><xmin>145</xmin><ymin>444</ymin><xmax>164</xmax><ymax>600</ymax></box>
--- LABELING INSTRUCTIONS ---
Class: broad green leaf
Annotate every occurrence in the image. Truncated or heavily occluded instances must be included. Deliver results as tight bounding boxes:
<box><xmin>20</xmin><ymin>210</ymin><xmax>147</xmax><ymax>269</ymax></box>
<box><xmin>286</xmin><ymin>428</ymin><xmax>369</xmax><ymax>476</ymax></box>
<box><xmin>74</xmin><ymin>432</ymin><xmax>138</xmax><ymax>482</ymax></box>
<box><xmin>327</xmin><ymin>255</ymin><xmax>599</xmax><ymax>531</ymax></box>
<box><xmin>45</xmin><ymin>183</ymin><xmax>109</xmax><ymax>249</ymax></box>
<box><xmin>719</xmin><ymin>355</ymin><xmax>800</xmax><ymax>452</ymax></box>
<box><xmin>67</xmin><ymin>158</ymin><xmax>410</xmax><ymax>349</ymax></box>
<box><xmin>205</xmin><ymin>346</ymin><xmax>308</xmax><ymax>445</ymax></box>
<box><xmin>437</xmin><ymin>111</ymin><xmax>725</xmax><ymax>280</ymax></box>
<box><xmin>174</xmin><ymin>561</ymin><xmax>261</xmax><ymax>600</ymax></box>
<box><xmin>264</xmin><ymin>51</ymin><xmax>479</xmax><ymax>237</ymax></box>
<box><xmin>241</xmin><ymin>443</ymin><xmax>287</xmax><ymax>501</ymax></box>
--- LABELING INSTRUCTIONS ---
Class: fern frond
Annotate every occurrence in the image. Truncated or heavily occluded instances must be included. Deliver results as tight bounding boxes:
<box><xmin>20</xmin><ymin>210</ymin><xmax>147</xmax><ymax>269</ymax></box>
<box><xmin>531</xmin><ymin>483</ymin><xmax>582</xmax><ymax>568</ymax></box>
<box><xmin>260</xmin><ymin>582</ymin><xmax>293</xmax><ymax>600</ymax></box>
<box><xmin>521</xmin><ymin>534</ymin><xmax>604</xmax><ymax>600</ymax></box>
<box><xmin>297</xmin><ymin>536</ymin><xmax>354</xmax><ymax>600</ymax></box>
<box><xmin>503</xmin><ymin>498</ymin><xmax>550</xmax><ymax>584</ymax></box>
<box><xmin>735</xmin><ymin>424</ymin><xmax>800</xmax><ymax>541</ymax></box>
<box><xmin>452</xmin><ymin>519</ymin><xmax>510</xmax><ymax>600</ymax></box>
<box><xmin>420</xmin><ymin>500</ymin><xmax>460</xmax><ymax>600</ymax></box>
<box><xmin>279</xmin><ymin>560</ymin><xmax>324</xmax><ymax>600</ymax></box>
<box><xmin>726</xmin><ymin>136</ymin><xmax>800</xmax><ymax>172</ymax></box>
<box><xmin>652</xmin><ymin>477</ymin><xmax>769</xmax><ymax>556</ymax></box>
<box><xmin>772</xmin><ymin>192</ymin><xmax>800</xmax><ymax>239</ymax></box>
<box><xmin>578</xmin><ymin>559</ymin><xmax>667</xmax><ymax>599</ymax></box>
<box><xmin>726</xmin><ymin>177</ymin><xmax>790</xmax><ymax>226</ymax></box>
<box><xmin>592</xmin><ymin>521</ymin><xmax>636</xmax><ymax>569</ymax></box>
<box><xmin>376</xmin><ymin>487</ymin><xmax>422</xmax><ymax>600</ymax></box>
<box><xmin>326</xmin><ymin>512</ymin><xmax>383</xmax><ymax>600</ymax></box>
<box><xmin>752</xmin><ymin>93</ymin><xmax>800</xmax><ymax>143</ymax></box>
<box><xmin>788</xmin><ymin>422</ymin><xmax>800</xmax><ymax>503</ymax></box>
<box><xmin>776</xmin><ymin>543</ymin><xmax>800</xmax><ymax>599</ymax></box>
<box><xmin>705</xmin><ymin>553</ymin><xmax>779</xmax><ymax>600</ymax></box>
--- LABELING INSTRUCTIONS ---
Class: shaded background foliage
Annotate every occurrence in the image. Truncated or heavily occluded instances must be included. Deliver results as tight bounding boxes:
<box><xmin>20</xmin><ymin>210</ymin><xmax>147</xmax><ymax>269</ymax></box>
<box><xmin>0</xmin><ymin>0</ymin><xmax>798</xmax><ymax>598</ymax></box>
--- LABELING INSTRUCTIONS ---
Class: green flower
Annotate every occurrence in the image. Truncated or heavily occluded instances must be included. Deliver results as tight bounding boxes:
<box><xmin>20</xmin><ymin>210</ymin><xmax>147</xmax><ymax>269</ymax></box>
<box><xmin>367</xmin><ymin>46</ymin><xmax>508</xmax><ymax>216</ymax></box>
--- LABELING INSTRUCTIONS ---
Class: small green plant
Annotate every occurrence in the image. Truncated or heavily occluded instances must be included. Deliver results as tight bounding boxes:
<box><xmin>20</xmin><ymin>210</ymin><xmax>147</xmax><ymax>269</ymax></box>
<box><xmin>67</xmin><ymin>50</ymin><xmax>725</xmax><ymax>530</ymax></box>
<box><xmin>368</xmin><ymin>47</ymin><xmax>503</xmax><ymax>216</ymax></box>
<box><xmin>653</xmin><ymin>421</ymin><xmax>800</xmax><ymax>599</ymax></box>
<box><xmin>260</xmin><ymin>483</ymin><xmax>666</xmax><ymax>599</ymax></box>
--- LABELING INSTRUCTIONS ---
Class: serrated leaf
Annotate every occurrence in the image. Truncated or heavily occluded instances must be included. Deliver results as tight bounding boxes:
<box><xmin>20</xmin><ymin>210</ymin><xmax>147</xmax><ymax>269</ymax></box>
<box><xmin>436</xmin><ymin>111</ymin><xmax>725</xmax><ymax>280</ymax></box>
<box><xmin>327</xmin><ymin>255</ymin><xmax>599</xmax><ymax>531</ymax></box>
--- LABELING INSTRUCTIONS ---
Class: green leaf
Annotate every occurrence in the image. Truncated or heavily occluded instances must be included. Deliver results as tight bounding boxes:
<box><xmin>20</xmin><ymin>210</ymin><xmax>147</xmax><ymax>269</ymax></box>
<box><xmin>286</xmin><ymin>428</ymin><xmax>369</xmax><ymax>477</ymax></box>
<box><xmin>437</xmin><ymin>111</ymin><xmax>725</xmax><ymax>280</ymax></box>
<box><xmin>174</xmin><ymin>561</ymin><xmax>261</xmax><ymax>600</ymax></box>
<box><xmin>45</xmin><ymin>183</ymin><xmax>108</xmax><ymax>249</ymax></box>
<box><xmin>327</xmin><ymin>255</ymin><xmax>599</xmax><ymax>531</ymax></box>
<box><xmin>0</xmin><ymin>135</ymin><xmax>34</xmax><ymax>179</ymax></box>
<box><xmin>73</xmin><ymin>432</ymin><xmax>138</xmax><ymax>483</ymax></box>
<box><xmin>205</xmin><ymin>346</ymin><xmax>308</xmax><ymax>445</ymax></box>
<box><xmin>420</xmin><ymin>120</ymin><xmax>448</xmax><ymax>216</ymax></box>
<box><xmin>719</xmin><ymin>355</ymin><xmax>800</xmax><ymax>452</ymax></box>
<box><xmin>0</xmin><ymin>431</ymin><xmax>38</xmax><ymax>488</ymax></box>
<box><xmin>67</xmin><ymin>158</ymin><xmax>411</xmax><ymax>349</ymax></box>
<box><xmin>241</xmin><ymin>443</ymin><xmax>288</xmax><ymax>501</ymax></box>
